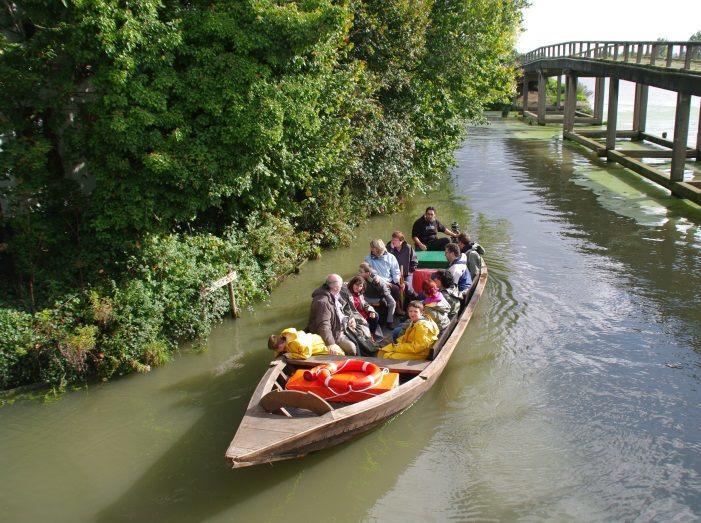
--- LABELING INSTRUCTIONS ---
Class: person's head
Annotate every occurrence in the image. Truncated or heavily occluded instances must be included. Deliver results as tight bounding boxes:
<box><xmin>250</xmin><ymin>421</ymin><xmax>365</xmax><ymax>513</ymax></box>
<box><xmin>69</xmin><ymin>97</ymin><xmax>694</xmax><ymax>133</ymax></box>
<box><xmin>424</xmin><ymin>206</ymin><xmax>436</xmax><ymax>221</ymax></box>
<box><xmin>390</xmin><ymin>231</ymin><xmax>405</xmax><ymax>250</ymax></box>
<box><xmin>268</xmin><ymin>334</ymin><xmax>286</xmax><ymax>354</ymax></box>
<box><xmin>358</xmin><ymin>262</ymin><xmax>372</xmax><ymax>279</ymax></box>
<box><xmin>431</xmin><ymin>270</ymin><xmax>454</xmax><ymax>290</ymax></box>
<box><xmin>422</xmin><ymin>280</ymin><xmax>439</xmax><ymax>297</ymax></box>
<box><xmin>325</xmin><ymin>273</ymin><xmax>343</xmax><ymax>296</ymax></box>
<box><xmin>445</xmin><ymin>242</ymin><xmax>460</xmax><ymax>262</ymax></box>
<box><xmin>457</xmin><ymin>232</ymin><xmax>471</xmax><ymax>249</ymax></box>
<box><xmin>407</xmin><ymin>300</ymin><xmax>424</xmax><ymax>322</ymax></box>
<box><xmin>370</xmin><ymin>238</ymin><xmax>386</xmax><ymax>257</ymax></box>
<box><xmin>347</xmin><ymin>275</ymin><xmax>365</xmax><ymax>295</ymax></box>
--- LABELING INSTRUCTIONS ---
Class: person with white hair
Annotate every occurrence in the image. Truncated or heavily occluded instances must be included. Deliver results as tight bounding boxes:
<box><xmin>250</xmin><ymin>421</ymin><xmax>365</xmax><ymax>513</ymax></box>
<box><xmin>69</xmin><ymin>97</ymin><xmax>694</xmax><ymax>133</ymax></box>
<box><xmin>364</xmin><ymin>238</ymin><xmax>403</xmax><ymax>316</ymax></box>
<box><xmin>306</xmin><ymin>274</ymin><xmax>357</xmax><ymax>355</ymax></box>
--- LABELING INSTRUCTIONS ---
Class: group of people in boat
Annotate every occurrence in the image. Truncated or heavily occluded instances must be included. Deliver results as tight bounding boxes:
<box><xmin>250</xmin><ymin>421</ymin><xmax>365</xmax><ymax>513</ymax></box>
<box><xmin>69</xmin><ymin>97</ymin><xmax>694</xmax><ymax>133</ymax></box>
<box><xmin>268</xmin><ymin>207</ymin><xmax>485</xmax><ymax>362</ymax></box>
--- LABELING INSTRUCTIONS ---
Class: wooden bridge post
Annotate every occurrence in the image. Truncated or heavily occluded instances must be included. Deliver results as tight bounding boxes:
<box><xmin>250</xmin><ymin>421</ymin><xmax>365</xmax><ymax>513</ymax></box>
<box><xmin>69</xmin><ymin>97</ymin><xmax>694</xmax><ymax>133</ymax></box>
<box><xmin>556</xmin><ymin>75</ymin><xmax>562</xmax><ymax>110</ymax></box>
<box><xmin>521</xmin><ymin>77</ymin><xmax>528</xmax><ymax>117</ymax></box>
<box><xmin>696</xmin><ymin>104</ymin><xmax>701</xmax><ymax>161</ymax></box>
<box><xmin>606</xmin><ymin>77</ymin><xmax>619</xmax><ymax>152</ymax></box>
<box><xmin>537</xmin><ymin>71</ymin><xmax>547</xmax><ymax>125</ymax></box>
<box><xmin>632</xmin><ymin>83</ymin><xmax>649</xmax><ymax>138</ymax></box>
<box><xmin>563</xmin><ymin>72</ymin><xmax>577</xmax><ymax>134</ymax></box>
<box><xmin>593</xmin><ymin>77</ymin><xmax>605</xmax><ymax>122</ymax></box>
<box><xmin>670</xmin><ymin>92</ymin><xmax>691</xmax><ymax>182</ymax></box>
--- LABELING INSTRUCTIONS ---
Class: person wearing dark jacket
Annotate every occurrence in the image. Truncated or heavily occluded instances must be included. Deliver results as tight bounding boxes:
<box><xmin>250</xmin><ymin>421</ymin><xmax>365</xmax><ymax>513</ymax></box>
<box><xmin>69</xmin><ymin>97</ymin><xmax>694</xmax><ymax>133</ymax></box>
<box><xmin>306</xmin><ymin>274</ymin><xmax>357</xmax><ymax>355</ymax></box>
<box><xmin>457</xmin><ymin>233</ymin><xmax>485</xmax><ymax>280</ymax></box>
<box><xmin>386</xmin><ymin>231</ymin><xmax>418</xmax><ymax>282</ymax></box>
<box><xmin>386</xmin><ymin>230</ymin><xmax>418</xmax><ymax>308</ymax></box>
<box><xmin>341</xmin><ymin>276</ymin><xmax>379</xmax><ymax>337</ymax></box>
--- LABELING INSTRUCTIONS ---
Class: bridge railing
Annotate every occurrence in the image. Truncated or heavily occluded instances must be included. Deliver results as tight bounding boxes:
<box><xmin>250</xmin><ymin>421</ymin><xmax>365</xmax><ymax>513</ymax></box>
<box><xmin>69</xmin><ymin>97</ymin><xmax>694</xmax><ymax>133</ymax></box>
<box><xmin>520</xmin><ymin>41</ymin><xmax>701</xmax><ymax>71</ymax></box>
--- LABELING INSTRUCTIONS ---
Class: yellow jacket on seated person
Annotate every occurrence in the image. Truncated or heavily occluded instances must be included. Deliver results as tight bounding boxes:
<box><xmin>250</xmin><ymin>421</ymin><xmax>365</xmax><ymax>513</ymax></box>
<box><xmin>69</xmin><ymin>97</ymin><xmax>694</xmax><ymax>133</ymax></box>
<box><xmin>378</xmin><ymin>317</ymin><xmax>439</xmax><ymax>360</ymax></box>
<box><xmin>281</xmin><ymin>328</ymin><xmax>331</xmax><ymax>359</ymax></box>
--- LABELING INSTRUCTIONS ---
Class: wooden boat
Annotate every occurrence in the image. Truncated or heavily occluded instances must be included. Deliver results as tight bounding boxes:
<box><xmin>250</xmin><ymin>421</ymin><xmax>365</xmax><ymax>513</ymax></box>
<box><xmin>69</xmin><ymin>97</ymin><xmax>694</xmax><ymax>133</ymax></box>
<box><xmin>225</xmin><ymin>260</ymin><xmax>488</xmax><ymax>468</ymax></box>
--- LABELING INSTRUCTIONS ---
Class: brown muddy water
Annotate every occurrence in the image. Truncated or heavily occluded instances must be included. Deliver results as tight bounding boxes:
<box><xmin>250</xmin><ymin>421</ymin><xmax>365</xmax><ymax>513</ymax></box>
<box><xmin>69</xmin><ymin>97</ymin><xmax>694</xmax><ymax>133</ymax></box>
<box><xmin>1</xmin><ymin>114</ymin><xmax>700</xmax><ymax>522</ymax></box>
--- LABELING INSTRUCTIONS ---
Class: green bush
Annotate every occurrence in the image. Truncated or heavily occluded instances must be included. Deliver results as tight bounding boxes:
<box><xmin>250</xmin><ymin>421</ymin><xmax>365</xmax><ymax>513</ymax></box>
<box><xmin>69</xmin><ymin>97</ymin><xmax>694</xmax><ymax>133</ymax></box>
<box><xmin>0</xmin><ymin>308</ymin><xmax>37</xmax><ymax>389</ymax></box>
<box><xmin>0</xmin><ymin>0</ymin><xmax>525</xmax><ymax>390</ymax></box>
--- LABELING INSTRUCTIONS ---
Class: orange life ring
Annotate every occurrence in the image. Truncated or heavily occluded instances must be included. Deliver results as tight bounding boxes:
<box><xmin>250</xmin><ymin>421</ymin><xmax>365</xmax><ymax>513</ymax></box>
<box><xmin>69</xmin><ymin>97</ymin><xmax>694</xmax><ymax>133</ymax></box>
<box><xmin>304</xmin><ymin>359</ymin><xmax>384</xmax><ymax>391</ymax></box>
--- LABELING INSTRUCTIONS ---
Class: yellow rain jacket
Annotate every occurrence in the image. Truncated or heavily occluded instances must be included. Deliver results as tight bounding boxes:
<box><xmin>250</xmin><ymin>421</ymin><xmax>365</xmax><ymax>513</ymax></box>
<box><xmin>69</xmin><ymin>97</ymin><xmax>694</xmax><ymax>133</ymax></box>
<box><xmin>281</xmin><ymin>328</ymin><xmax>330</xmax><ymax>360</ymax></box>
<box><xmin>378</xmin><ymin>317</ymin><xmax>439</xmax><ymax>360</ymax></box>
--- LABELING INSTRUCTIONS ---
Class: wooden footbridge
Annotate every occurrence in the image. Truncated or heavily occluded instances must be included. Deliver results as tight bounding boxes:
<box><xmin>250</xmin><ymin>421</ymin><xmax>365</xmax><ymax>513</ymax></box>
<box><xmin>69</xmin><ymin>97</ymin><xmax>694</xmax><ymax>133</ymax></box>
<box><xmin>517</xmin><ymin>41</ymin><xmax>701</xmax><ymax>205</ymax></box>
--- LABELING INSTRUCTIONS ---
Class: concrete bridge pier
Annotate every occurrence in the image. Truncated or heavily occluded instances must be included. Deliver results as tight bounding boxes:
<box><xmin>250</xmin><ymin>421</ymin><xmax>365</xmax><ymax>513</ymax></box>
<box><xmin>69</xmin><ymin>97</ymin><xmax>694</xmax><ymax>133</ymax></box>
<box><xmin>537</xmin><ymin>71</ymin><xmax>547</xmax><ymax>125</ymax></box>
<box><xmin>606</xmin><ymin>77</ymin><xmax>620</xmax><ymax>153</ymax></box>
<box><xmin>521</xmin><ymin>76</ymin><xmax>529</xmax><ymax>117</ymax></box>
<box><xmin>593</xmin><ymin>77</ymin><xmax>605</xmax><ymax>124</ymax></box>
<box><xmin>632</xmin><ymin>83</ymin><xmax>649</xmax><ymax>138</ymax></box>
<box><xmin>696</xmin><ymin>104</ymin><xmax>701</xmax><ymax>161</ymax></box>
<box><xmin>670</xmin><ymin>92</ymin><xmax>691</xmax><ymax>183</ymax></box>
<box><xmin>563</xmin><ymin>72</ymin><xmax>578</xmax><ymax>134</ymax></box>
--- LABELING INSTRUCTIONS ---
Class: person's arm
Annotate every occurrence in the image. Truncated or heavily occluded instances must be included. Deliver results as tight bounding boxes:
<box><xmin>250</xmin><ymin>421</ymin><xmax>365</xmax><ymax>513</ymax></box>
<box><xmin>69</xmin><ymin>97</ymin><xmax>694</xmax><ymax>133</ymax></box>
<box><xmin>327</xmin><ymin>344</ymin><xmax>344</xmax><ymax>356</ymax></box>
<box><xmin>437</xmin><ymin>220</ymin><xmax>457</xmax><ymax>238</ymax></box>
<box><xmin>311</xmin><ymin>300</ymin><xmax>336</xmax><ymax>346</ymax></box>
<box><xmin>412</xmin><ymin>220</ymin><xmax>427</xmax><ymax>251</ymax></box>
<box><xmin>286</xmin><ymin>338</ymin><xmax>312</xmax><ymax>359</ymax></box>
<box><xmin>390</xmin><ymin>256</ymin><xmax>400</xmax><ymax>284</ymax></box>
<box><xmin>408</xmin><ymin>246</ymin><xmax>418</xmax><ymax>272</ymax></box>
<box><xmin>413</xmin><ymin>236</ymin><xmax>427</xmax><ymax>251</ymax></box>
<box><xmin>362</xmin><ymin>297</ymin><xmax>377</xmax><ymax>318</ymax></box>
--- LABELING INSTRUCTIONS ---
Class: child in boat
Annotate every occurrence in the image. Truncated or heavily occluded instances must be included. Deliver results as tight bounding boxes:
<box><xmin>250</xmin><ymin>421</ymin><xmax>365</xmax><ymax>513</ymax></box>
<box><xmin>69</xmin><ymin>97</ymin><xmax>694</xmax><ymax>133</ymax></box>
<box><xmin>430</xmin><ymin>270</ymin><xmax>461</xmax><ymax>318</ymax></box>
<box><xmin>378</xmin><ymin>301</ymin><xmax>439</xmax><ymax>360</ymax></box>
<box><xmin>421</xmin><ymin>280</ymin><xmax>451</xmax><ymax>330</ymax></box>
<box><xmin>268</xmin><ymin>328</ymin><xmax>344</xmax><ymax>359</ymax></box>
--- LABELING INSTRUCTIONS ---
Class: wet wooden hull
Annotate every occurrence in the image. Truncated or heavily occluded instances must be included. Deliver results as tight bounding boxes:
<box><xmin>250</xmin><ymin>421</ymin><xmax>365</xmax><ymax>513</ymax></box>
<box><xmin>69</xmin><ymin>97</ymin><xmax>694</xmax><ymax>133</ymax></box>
<box><xmin>225</xmin><ymin>264</ymin><xmax>488</xmax><ymax>468</ymax></box>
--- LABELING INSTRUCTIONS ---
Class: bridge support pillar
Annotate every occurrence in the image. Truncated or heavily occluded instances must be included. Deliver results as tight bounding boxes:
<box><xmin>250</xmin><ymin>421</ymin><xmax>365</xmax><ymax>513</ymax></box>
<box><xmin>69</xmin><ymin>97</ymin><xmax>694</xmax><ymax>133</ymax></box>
<box><xmin>606</xmin><ymin>77</ymin><xmax>619</xmax><ymax>152</ymax></box>
<box><xmin>671</xmin><ymin>92</ymin><xmax>691</xmax><ymax>182</ymax></box>
<box><xmin>696</xmin><ymin>103</ymin><xmax>701</xmax><ymax>162</ymax></box>
<box><xmin>556</xmin><ymin>75</ymin><xmax>562</xmax><ymax>110</ymax></box>
<box><xmin>521</xmin><ymin>78</ymin><xmax>528</xmax><ymax>117</ymax></box>
<box><xmin>563</xmin><ymin>72</ymin><xmax>577</xmax><ymax>134</ymax></box>
<box><xmin>632</xmin><ymin>83</ymin><xmax>649</xmax><ymax>138</ymax></box>
<box><xmin>593</xmin><ymin>77</ymin><xmax>605</xmax><ymax>123</ymax></box>
<box><xmin>537</xmin><ymin>72</ymin><xmax>547</xmax><ymax>125</ymax></box>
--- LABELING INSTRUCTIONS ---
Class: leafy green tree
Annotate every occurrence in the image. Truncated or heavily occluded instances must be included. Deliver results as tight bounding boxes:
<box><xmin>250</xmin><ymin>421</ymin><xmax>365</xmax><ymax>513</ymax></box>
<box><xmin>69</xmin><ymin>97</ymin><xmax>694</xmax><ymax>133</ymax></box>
<box><xmin>0</xmin><ymin>0</ymin><xmax>526</xmax><ymax>389</ymax></box>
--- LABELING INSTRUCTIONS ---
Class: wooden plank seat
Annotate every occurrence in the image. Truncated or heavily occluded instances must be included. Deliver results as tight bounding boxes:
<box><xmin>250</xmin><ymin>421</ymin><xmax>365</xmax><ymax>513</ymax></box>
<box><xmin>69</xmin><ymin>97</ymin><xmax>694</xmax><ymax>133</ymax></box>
<box><xmin>260</xmin><ymin>390</ymin><xmax>333</xmax><ymax>416</ymax></box>
<box><xmin>283</xmin><ymin>354</ymin><xmax>430</xmax><ymax>375</ymax></box>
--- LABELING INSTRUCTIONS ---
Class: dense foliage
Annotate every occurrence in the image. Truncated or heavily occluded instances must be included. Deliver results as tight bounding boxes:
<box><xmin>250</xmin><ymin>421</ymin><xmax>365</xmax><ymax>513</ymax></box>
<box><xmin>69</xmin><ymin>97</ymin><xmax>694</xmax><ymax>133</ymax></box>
<box><xmin>0</xmin><ymin>0</ymin><xmax>524</xmax><ymax>390</ymax></box>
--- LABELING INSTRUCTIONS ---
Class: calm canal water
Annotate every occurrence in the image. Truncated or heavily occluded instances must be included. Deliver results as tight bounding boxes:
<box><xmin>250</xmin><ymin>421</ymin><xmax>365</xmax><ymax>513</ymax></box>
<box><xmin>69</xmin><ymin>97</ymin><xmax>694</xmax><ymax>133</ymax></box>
<box><xmin>1</xmin><ymin>114</ymin><xmax>700</xmax><ymax>522</ymax></box>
